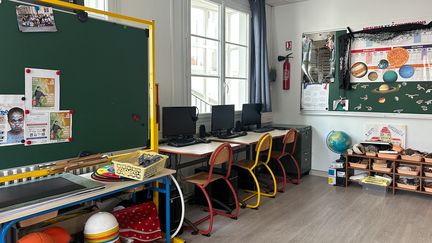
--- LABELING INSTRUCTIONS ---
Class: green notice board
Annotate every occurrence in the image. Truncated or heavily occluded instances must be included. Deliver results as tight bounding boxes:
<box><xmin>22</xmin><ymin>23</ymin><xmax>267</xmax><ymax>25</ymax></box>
<box><xmin>0</xmin><ymin>1</ymin><xmax>149</xmax><ymax>170</ymax></box>
<box><xmin>327</xmin><ymin>31</ymin><xmax>432</xmax><ymax>115</ymax></box>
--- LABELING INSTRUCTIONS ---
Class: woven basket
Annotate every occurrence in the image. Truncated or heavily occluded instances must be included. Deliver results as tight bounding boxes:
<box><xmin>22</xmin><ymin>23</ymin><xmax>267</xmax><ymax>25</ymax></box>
<box><xmin>397</xmin><ymin>183</ymin><xmax>419</xmax><ymax>190</ymax></box>
<box><xmin>401</xmin><ymin>155</ymin><xmax>424</xmax><ymax>162</ymax></box>
<box><xmin>349</xmin><ymin>162</ymin><xmax>368</xmax><ymax>169</ymax></box>
<box><xmin>112</xmin><ymin>151</ymin><xmax>168</xmax><ymax>181</ymax></box>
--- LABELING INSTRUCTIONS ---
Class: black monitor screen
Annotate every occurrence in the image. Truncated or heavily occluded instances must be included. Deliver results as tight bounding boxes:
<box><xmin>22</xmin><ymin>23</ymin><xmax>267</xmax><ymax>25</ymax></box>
<box><xmin>211</xmin><ymin>105</ymin><xmax>235</xmax><ymax>132</ymax></box>
<box><xmin>242</xmin><ymin>103</ymin><xmax>262</xmax><ymax>126</ymax></box>
<box><xmin>163</xmin><ymin>106</ymin><xmax>197</xmax><ymax>138</ymax></box>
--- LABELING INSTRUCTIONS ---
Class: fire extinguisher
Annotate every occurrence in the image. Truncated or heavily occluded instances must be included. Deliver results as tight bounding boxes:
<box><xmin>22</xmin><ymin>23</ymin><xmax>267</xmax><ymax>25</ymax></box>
<box><xmin>278</xmin><ymin>53</ymin><xmax>293</xmax><ymax>90</ymax></box>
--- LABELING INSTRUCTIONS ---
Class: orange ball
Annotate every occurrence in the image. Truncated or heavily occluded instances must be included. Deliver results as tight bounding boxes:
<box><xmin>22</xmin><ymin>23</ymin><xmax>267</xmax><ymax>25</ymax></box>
<box><xmin>18</xmin><ymin>232</ymin><xmax>55</xmax><ymax>243</ymax></box>
<box><xmin>42</xmin><ymin>227</ymin><xmax>72</xmax><ymax>243</ymax></box>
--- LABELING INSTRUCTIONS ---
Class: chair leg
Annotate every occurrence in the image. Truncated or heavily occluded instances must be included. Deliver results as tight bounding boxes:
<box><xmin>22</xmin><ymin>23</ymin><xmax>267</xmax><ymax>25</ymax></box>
<box><xmin>224</xmin><ymin>178</ymin><xmax>239</xmax><ymax>219</ymax></box>
<box><xmin>194</xmin><ymin>185</ymin><xmax>214</xmax><ymax>236</ymax></box>
<box><xmin>276</xmin><ymin>158</ymin><xmax>287</xmax><ymax>192</ymax></box>
<box><xmin>241</xmin><ymin>169</ymin><xmax>261</xmax><ymax>209</ymax></box>
<box><xmin>288</xmin><ymin>154</ymin><xmax>301</xmax><ymax>184</ymax></box>
<box><xmin>260</xmin><ymin>163</ymin><xmax>277</xmax><ymax>198</ymax></box>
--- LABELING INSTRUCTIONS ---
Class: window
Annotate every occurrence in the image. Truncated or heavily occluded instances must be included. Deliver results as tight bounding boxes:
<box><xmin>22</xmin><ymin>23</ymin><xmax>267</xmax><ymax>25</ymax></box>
<box><xmin>191</xmin><ymin>0</ymin><xmax>249</xmax><ymax>113</ymax></box>
<box><xmin>84</xmin><ymin>0</ymin><xmax>108</xmax><ymax>19</ymax></box>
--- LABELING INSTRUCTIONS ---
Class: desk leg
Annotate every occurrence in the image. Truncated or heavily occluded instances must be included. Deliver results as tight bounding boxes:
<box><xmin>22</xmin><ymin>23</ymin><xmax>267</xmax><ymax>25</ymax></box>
<box><xmin>1</xmin><ymin>220</ymin><xmax>18</xmax><ymax>243</ymax></box>
<box><xmin>163</xmin><ymin>176</ymin><xmax>171</xmax><ymax>242</ymax></box>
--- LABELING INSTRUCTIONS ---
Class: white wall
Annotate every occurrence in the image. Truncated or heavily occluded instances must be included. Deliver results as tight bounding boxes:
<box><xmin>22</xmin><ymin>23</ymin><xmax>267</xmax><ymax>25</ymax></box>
<box><xmin>271</xmin><ymin>0</ymin><xmax>432</xmax><ymax>171</ymax></box>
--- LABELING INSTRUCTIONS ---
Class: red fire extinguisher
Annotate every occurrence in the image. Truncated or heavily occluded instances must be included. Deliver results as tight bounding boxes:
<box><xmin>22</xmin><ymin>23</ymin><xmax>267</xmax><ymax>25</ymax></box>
<box><xmin>278</xmin><ymin>53</ymin><xmax>293</xmax><ymax>90</ymax></box>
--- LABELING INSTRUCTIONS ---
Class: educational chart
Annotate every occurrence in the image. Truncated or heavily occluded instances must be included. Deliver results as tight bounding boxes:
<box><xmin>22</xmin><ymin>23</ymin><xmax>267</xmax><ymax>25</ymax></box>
<box><xmin>301</xmin><ymin>84</ymin><xmax>329</xmax><ymax>111</ymax></box>
<box><xmin>0</xmin><ymin>95</ymin><xmax>25</xmax><ymax>146</ymax></box>
<box><xmin>350</xmin><ymin>30</ymin><xmax>432</xmax><ymax>83</ymax></box>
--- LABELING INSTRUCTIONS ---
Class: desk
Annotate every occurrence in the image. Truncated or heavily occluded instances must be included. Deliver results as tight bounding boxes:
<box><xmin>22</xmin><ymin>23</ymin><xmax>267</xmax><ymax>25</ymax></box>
<box><xmin>210</xmin><ymin>130</ymin><xmax>287</xmax><ymax>145</ymax></box>
<box><xmin>0</xmin><ymin>168</ymin><xmax>176</xmax><ymax>243</ymax></box>
<box><xmin>159</xmin><ymin>142</ymin><xmax>243</xmax><ymax>169</ymax></box>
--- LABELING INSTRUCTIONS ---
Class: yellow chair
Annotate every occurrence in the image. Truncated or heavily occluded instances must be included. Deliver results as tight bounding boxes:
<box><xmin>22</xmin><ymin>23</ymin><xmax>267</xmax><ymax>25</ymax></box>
<box><xmin>233</xmin><ymin>133</ymin><xmax>277</xmax><ymax>209</ymax></box>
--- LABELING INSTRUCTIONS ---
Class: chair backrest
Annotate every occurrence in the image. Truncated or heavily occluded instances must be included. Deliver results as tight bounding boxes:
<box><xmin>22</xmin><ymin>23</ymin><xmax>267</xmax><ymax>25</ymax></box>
<box><xmin>253</xmin><ymin>133</ymin><xmax>273</xmax><ymax>167</ymax></box>
<box><xmin>282</xmin><ymin>129</ymin><xmax>298</xmax><ymax>155</ymax></box>
<box><xmin>206</xmin><ymin>143</ymin><xmax>232</xmax><ymax>186</ymax></box>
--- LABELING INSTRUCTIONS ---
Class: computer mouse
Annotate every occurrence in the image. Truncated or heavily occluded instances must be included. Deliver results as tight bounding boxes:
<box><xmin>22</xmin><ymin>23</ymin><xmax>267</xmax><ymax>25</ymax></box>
<box><xmin>202</xmin><ymin>138</ymin><xmax>211</xmax><ymax>143</ymax></box>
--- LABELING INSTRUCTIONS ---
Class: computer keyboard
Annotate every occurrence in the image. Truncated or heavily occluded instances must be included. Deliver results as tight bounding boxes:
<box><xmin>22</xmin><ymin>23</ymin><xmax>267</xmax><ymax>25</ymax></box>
<box><xmin>254</xmin><ymin>127</ymin><xmax>275</xmax><ymax>133</ymax></box>
<box><xmin>168</xmin><ymin>138</ymin><xmax>200</xmax><ymax>147</ymax></box>
<box><xmin>217</xmin><ymin>131</ymin><xmax>247</xmax><ymax>139</ymax></box>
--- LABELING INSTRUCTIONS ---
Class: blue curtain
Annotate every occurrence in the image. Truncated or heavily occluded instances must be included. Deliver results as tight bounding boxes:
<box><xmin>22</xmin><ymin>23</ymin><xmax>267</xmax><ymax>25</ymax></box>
<box><xmin>249</xmin><ymin>0</ymin><xmax>271</xmax><ymax>112</ymax></box>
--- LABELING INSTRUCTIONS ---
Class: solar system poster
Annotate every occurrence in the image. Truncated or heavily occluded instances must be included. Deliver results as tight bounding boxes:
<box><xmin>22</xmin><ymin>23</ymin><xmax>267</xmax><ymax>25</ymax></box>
<box><xmin>350</xmin><ymin>30</ymin><xmax>432</xmax><ymax>84</ymax></box>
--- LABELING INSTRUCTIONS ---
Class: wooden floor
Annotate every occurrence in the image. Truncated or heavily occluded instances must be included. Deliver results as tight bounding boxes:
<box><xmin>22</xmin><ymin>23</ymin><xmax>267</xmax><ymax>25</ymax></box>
<box><xmin>180</xmin><ymin>175</ymin><xmax>432</xmax><ymax>243</ymax></box>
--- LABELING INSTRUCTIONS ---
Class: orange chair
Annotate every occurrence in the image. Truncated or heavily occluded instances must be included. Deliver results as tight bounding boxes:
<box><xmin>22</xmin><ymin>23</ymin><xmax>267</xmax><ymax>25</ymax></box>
<box><xmin>233</xmin><ymin>133</ymin><xmax>277</xmax><ymax>209</ymax></box>
<box><xmin>270</xmin><ymin>129</ymin><xmax>301</xmax><ymax>192</ymax></box>
<box><xmin>184</xmin><ymin>143</ymin><xmax>239</xmax><ymax>236</ymax></box>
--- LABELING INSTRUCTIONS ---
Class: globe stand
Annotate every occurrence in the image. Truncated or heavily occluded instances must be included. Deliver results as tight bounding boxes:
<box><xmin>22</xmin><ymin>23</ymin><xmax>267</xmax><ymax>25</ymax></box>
<box><xmin>336</xmin><ymin>154</ymin><xmax>346</xmax><ymax>163</ymax></box>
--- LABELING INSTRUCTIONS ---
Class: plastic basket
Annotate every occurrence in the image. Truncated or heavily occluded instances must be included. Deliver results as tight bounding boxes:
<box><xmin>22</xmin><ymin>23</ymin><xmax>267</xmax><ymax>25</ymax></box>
<box><xmin>111</xmin><ymin>151</ymin><xmax>168</xmax><ymax>181</ymax></box>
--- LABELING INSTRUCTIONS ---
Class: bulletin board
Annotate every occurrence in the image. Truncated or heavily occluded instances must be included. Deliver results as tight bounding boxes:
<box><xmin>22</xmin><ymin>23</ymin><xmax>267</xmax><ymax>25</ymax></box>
<box><xmin>302</xmin><ymin>23</ymin><xmax>432</xmax><ymax>115</ymax></box>
<box><xmin>0</xmin><ymin>1</ymin><xmax>149</xmax><ymax>170</ymax></box>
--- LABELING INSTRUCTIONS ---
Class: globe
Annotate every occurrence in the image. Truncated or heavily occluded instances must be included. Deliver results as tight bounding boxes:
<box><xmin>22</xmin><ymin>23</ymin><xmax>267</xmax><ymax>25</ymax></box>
<box><xmin>326</xmin><ymin>130</ymin><xmax>352</xmax><ymax>155</ymax></box>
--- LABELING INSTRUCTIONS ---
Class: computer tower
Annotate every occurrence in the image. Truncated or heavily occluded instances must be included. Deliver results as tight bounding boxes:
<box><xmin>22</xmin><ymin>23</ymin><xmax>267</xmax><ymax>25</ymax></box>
<box><xmin>193</xmin><ymin>166</ymin><xmax>238</xmax><ymax>210</ymax></box>
<box><xmin>158</xmin><ymin>184</ymin><xmax>183</xmax><ymax>235</ymax></box>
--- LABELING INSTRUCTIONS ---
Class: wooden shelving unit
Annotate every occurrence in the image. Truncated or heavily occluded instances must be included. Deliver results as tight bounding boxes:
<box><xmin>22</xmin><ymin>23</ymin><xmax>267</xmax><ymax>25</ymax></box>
<box><xmin>345</xmin><ymin>154</ymin><xmax>432</xmax><ymax>195</ymax></box>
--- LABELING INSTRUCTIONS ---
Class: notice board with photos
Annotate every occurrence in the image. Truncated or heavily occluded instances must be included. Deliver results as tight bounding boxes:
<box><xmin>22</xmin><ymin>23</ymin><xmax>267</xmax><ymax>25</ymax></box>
<box><xmin>0</xmin><ymin>1</ymin><xmax>150</xmax><ymax>170</ymax></box>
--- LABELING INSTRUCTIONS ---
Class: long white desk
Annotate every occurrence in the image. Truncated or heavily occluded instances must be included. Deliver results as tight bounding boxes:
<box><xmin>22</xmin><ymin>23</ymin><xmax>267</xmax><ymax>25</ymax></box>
<box><xmin>0</xmin><ymin>168</ymin><xmax>176</xmax><ymax>243</ymax></box>
<box><xmin>159</xmin><ymin>141</ymin><xmax>242</xmax><ymax>157</ymax></box>
<box><xmin>210</xmin><ymin>130</ymin><xmax>287</xmax><ymax>145</ymax></box>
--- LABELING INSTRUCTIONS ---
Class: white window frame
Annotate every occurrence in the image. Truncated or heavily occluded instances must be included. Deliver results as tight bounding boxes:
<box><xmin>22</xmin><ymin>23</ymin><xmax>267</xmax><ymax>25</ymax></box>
<box><xmin>189</xmin><ymin>0</ymin><xmax>250</xmax><ymax>113</ymax></box>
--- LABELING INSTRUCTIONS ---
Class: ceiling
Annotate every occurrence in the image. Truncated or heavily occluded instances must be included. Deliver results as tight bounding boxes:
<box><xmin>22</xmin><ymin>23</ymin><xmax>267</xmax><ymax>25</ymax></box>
<box><xmin>266</xmin><ymin>0</ymin><xmax>308</xmax><ymax>6</ymax></box>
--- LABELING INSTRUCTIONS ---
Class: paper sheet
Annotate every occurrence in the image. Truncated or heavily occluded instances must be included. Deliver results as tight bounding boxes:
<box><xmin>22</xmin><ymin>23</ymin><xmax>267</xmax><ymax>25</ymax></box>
<box><xmin>25</xmin><ymin>68</ymin><xmax>60</xmax><ymax>111</ymax></box>
<box><xmin>25</xmin><ymin>111</ymin><xmax>72</xmax><ymax>146</ymax></box>
<box><xmin>301</xmin><ymin>84</ymin><xmax>329</xmax><ymax>111</ymax></box>
<box><xmin>0</xmin><ymin>95</ymin><xmax>25</xmax><ymax>146</ymax></box>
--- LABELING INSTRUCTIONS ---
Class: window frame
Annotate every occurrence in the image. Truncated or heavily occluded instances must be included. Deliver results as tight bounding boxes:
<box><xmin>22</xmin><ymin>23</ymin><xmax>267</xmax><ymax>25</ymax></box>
<box><xmin>189</xmin><ymin>0</ymin><xmax>250</xmax><ymax>113</ymax></box>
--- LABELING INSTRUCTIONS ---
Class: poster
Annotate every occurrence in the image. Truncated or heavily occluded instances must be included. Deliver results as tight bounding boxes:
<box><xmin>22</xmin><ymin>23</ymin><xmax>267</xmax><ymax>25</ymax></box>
<box><xmin>50</xmin><ymin>111</ymin><xmax>72</xmax><ymax>143</ymax></box>
<box><xmin>24</xmin><ymin>111</ymin><xmax>50</xmax><ymax>145</ymax></box>
<box><xmin>25</xmin><ymin>68</ymin><xmax>60</xmax><ymax>111</ymax></box>
<box><xmin>301</xmin><ymin>84</ymin><xmax>329</xmax><ymax>111</ymax></box>
<box><xmin>302</xmin><ymin>31</ymin><xmax>336</xmax><ymax>83</ymax></box>
<box><xmin>364</xmin><ymin>123</ymin><xmax>407</xmax><ymax>148</ymax></box>
<box><xmin>333</xmin><ymin>99</ymin><xmax>349</xmax><ymax>111</ymax></box>
<box><xmin>16</xmin><ymin>5</ymin><xmax>57</xmax><ymax>32</ymax></box>
<box><xmin>350</xmin><ymin>29</ymin><xmax>432</xmax><ymax>83</ymax></box>
<box><xmin>0</xmin><ymin>95</ymin><xmax>25</xmax><ymax>146</ymax></box>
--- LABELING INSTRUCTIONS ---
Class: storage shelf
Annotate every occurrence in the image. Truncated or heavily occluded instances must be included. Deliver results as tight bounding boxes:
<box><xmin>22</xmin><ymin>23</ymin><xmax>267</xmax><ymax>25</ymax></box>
<box><xmin>345</xmin><ymin>153</ymin><xmax>432</xmax><ymax>197</ymax></box>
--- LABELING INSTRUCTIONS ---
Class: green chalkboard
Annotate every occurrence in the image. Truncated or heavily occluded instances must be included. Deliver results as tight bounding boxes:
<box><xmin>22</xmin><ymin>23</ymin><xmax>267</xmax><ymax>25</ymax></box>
<box><xmin>328</xmin><ymin>31</ymin><xmax>432</xmax><ymax>115</ymax></box>
<box><xmin>0</xmin><ymin>1</ymin><xmax>149</xmax><ymax>170</ymax></box>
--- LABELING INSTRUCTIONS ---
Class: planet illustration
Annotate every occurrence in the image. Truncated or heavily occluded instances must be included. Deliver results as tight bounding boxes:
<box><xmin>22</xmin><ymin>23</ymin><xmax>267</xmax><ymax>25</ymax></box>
<box><xmin>351</xmin><ymin>62</ymin><xmax>368</xmax><ymax>78</ymax></box>
<box><xmin>383</xmin><ymin>70</ymin><xmax>398</xmax><ymax>83</ymax></box>
<box><xmin>387</xmin><ymin>47</ymin><xmax>409</xmax><ymax>67</ymax></box>
<box><xmin>378</xmin><ymin>59</ymin><xmax>389</xmax><ymax>69</ymax></box>
<box><xmin>368</xmin><ymin>72</ymin><xmax>378</xmax><ymax>81</ymax></box>
<box><xmin>394</xmin><ymin>96</ymin><xmax>399</xmax><ymax>101</ymax></box>
<box><xmin>372</xmin><ymin>84</ymin><xmax>400</xmax><ymax>94</ymax></box>
<box><xmin>399</xmin><ymin>65</ymin><xmax>415</xmax><ymax>79</ymax></box>
<box><xmin>378</xmin><ymin>97</ymin><xmax>386</xmax><ymax>104</ymax></box>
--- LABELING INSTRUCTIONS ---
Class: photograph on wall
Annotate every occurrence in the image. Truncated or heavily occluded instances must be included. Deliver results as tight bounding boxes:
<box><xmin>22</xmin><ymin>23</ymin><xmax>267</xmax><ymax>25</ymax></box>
<box><xmin>25</xmin><ymin>68</ymin><xmax>60</xmax><ymax>111</ymax></box>
<box><xmin>16</xmin><ymin>5</ymin><xmax>57</xmax><ymax>32</ymax></box>
<box><xmin>301</xmin><ymin>83</ymin><xmax>329</xmax><ymax>111</ymax></box>
<box><xmin>24</xmin><ymin>111</ymin><xmax>50</xmax><ymax>146</ymax></box>
<box><xmin>364</xmin><ymin>123</ymin><xmax>406</xmax><ymax>148</ymax></box>
<box><xmin>0</xmin><ymin>95</ymin><xmax>25</xmax><ymax>146</ymax></box>
<box><xmin>50</xmin><ymin>111</ymin><xmax>72</xmax><ymax>143</ymax></box>
<box><xmin>333</xmin><ymin>99</ymin><xmax>349</xmax><ymax>111</ymax></box>
<box><xmin>301</xmin><ymin>31</ymin><xmax>337</xmax><ymax>84</ymax></box>
<box><xmin>350</xmin><ymin>29</ymin><xmax>432</xmax><ymax>83</ymax></box>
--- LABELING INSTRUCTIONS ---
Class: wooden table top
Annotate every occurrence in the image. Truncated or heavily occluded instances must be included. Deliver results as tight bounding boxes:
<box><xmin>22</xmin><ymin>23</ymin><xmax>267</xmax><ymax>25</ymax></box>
<box><xmin>159</xmin><ymin>141</ymin><xmax>242</xmax><ymax>157</ymax></box>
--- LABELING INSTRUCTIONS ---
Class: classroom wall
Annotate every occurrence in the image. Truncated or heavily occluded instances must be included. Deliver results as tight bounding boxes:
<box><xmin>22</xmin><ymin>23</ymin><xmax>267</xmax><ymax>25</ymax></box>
<box><xmin>270</xmin><ymin>0</ymin><xmax>432</xmax><ymax>171</ymax></box>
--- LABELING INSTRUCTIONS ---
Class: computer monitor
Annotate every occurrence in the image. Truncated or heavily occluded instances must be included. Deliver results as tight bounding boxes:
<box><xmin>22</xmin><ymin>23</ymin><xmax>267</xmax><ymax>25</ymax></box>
<box><xmin>241</xmin><ymin>103</ymin><xmax>262</xmax><ymax>126</ymax></box>
<box><xmin>211</xmin><ymin>105</ymin><xmax>235</xmax><ymax>132</ymax></box>
<box><xmin>162</xmin><ymin>106</ymin><xmax>197</xmax><ymax>139</ymax></box>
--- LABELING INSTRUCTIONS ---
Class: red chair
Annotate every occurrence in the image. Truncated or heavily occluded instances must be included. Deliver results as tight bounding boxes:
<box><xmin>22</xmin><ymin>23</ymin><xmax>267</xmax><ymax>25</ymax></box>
<box><xmin>184</xmin><ymin>143</ymin><xmax>239</xmax><ymax>236</ymax></box>
<box><xmin>270</xmin><ymin>129</ymin><xmax>301</xmax><ymax>192</ymax></box>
